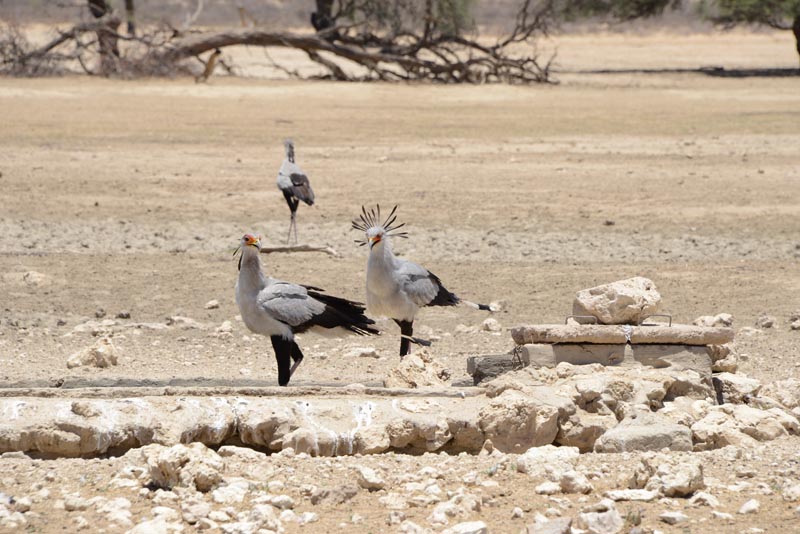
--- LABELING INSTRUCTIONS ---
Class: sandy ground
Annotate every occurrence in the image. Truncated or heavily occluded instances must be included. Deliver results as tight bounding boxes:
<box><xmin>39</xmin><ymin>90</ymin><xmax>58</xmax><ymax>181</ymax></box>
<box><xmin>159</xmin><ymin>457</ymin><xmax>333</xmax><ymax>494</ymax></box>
<box><xmin>0</xmin><ymin>30</ymin><xmax>799</xmax><ymax>533</ymax></box>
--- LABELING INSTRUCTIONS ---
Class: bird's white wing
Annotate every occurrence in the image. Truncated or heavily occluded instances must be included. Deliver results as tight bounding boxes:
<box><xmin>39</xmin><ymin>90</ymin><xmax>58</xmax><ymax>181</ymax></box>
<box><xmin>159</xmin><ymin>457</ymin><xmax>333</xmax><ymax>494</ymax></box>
<box><xmin>256</xmin><ymin>279</ymin><xmax>325</xmax><ymax>327</ymax></box>
<box><xmin>396</xmin><ymin>259</ymin><xmax>441</xmax><ymax>307</ymax></box>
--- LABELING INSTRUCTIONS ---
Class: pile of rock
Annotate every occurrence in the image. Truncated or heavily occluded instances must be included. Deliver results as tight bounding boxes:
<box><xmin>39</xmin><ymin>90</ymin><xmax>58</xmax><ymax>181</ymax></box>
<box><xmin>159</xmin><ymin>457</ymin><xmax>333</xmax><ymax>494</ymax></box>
<box><xmin>470</xmin><ymin>277</ymin><xmax>736</xmax><ymax>384</ymax></box>
<box><xmin>514</xmin><ymin>277</ymin><xmax>734</xmax><ymax>375</ymax></box>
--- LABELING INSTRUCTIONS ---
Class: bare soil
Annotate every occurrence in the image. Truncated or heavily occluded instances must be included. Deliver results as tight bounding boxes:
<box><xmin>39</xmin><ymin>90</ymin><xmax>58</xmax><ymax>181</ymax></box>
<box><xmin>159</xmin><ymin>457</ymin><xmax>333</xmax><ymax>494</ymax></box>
<box><xmin>0</xmin><ymin>30</ymin><xmax>799</xmax><ymax>534</ymax></box>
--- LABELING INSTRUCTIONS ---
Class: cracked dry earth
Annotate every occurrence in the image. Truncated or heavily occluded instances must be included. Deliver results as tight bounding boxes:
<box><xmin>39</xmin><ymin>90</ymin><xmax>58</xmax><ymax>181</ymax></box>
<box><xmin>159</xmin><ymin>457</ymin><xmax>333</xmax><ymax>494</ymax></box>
<box><xmin>1</xmin><ymin>31</ymin><xmax>800</xmax><ymax>534</ymax></box>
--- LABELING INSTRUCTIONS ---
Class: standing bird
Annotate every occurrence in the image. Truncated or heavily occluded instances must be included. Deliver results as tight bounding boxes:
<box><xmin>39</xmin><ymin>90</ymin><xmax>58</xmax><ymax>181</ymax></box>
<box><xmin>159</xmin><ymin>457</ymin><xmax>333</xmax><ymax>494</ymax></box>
<box><xmin>235</xmin><ymin>233</ymin><xmax>378</xmax><ymax>386</ymax></box>
<box><xmin>277</xmin><ymin>139</ymin><xmax>315</xmax><ymax>244</ymax></box>
<box><xmin>352</xmin><ymin>206</ymin><xmax>492</xmax><ymax>357</ymax></box>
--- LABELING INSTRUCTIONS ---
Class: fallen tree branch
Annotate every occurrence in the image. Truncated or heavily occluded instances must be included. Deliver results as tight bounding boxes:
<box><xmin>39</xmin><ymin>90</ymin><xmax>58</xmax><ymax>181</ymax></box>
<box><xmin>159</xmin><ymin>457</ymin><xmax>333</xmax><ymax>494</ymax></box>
<box><xmin>259</xmin><ymin>244</ymin><xmax>340</xmax><ymax>257</ymax></box>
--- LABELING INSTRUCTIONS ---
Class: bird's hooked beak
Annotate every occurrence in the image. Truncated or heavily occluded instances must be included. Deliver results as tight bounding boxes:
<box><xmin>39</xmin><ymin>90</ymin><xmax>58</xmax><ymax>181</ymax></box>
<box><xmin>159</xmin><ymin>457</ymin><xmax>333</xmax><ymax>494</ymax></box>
<box><xmin>368</xmin><ymin>235</ymin><xmax>382</xmax><ymax>249</ymax></box>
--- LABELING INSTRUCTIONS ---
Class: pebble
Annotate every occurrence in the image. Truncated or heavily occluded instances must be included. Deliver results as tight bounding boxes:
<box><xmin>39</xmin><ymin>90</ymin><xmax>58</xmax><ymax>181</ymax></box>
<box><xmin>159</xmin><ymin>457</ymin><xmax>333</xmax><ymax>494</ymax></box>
<box><xmin>355</xmin><ymin>466</ymin><xmax>385</xmax><ymax>490</ymax></box>
<box><xmin>204</xmin><ymin>300</ymin><xmax>220</xmax><ymax>310</ymax></box>
<box><xmin>116</xmin><ymin>311</ymin><xmax>131</xmax><ymax>319</ymax></box>
<box><xmin>738</xmin><ymin>499</ymin><xmax>760</xmax><ymax>514</ymax></box>
<box><xmin>659</xmin><ymin>511</ymin><xmax>688</xmax><ymax>525</ymax></box>
<box><xmin>711</xmin><ymin>511</ymin><xmax>734</xmax><ymax>520</ymax></box>
<box><xmin>535</xmin><ymin>481</ymin><xmax>561</xmax><ymax>495</ymax></box>
<box><xmin>688</xmin><ymin>491</ymin><xmax>720</xmax><ymax>507</ymax></box>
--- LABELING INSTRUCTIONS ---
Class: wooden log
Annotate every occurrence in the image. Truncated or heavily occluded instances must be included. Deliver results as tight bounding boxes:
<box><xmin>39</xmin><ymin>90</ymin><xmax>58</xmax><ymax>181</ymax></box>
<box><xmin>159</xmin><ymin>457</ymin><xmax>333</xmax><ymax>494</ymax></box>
<box><xmin>511</xmin><ymin>324</ymin><xmax>733</xmax><ymax>346</ymax></box>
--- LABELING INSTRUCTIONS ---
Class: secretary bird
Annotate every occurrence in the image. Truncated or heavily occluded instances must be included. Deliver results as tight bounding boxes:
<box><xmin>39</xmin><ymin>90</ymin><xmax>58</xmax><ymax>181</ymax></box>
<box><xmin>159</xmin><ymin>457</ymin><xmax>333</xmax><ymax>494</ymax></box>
<box><xmin>235</xmin><ymin>233</ymin><xmax>378</xmax><ymax>386</ymax></box>
<box><xmin>277</xmin><ymin>139</ymin><xmax>315</xmax><ymax>244</ymax></box>
<box><xmin>352</xmin><ymin>205</ymin><xmax>492</xmax><ymax>357</ymax></box>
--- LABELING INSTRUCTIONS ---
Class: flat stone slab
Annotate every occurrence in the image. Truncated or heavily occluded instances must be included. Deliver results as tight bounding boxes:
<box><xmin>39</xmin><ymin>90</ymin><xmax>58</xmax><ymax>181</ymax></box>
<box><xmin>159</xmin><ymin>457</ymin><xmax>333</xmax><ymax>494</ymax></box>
<box><xmin>469</xmin><ymin>344</ymin><xmax>712</xmax><ymax>383</ymax></box>
<box><xmin>511</xmin><ymin>324</ymin><xmax>734</xmax><ymax>346</ymax></box>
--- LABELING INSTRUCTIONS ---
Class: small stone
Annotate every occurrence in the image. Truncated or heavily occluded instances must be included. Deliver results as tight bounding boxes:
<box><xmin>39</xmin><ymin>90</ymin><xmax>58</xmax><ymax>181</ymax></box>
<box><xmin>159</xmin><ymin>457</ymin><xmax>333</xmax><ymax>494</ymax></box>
<box><xmin>387</xmin><ymin>511</ymin><xmax>406</xmax><ymax>525</ymax></box>
<box><xmin>526</xmin><ymin>517</ymin><xmax>572</xmax><ymax>534</ymax></box>
<box><xmin>535</xmin><ymin>481</ymin><xmax>561</xmax><ymax>495</ymax></box>
<box><xmin>559</xmin><ymin>470</ymin><xmax>593</xmax><ymax>494</ymax></box>
<box><xmin>693</xmin><ymin>313</ymin><xmax>733</xmax><ymax>327</ymax></box>
<box><xmin>95</xmin><ymin>308</ymin><xmax>106</xmax><ymax>319</ymax></box>
<box><xmin>298</xmin><ymin>511</ymin><xmax>319</xmax><ymax>524</ymax></box>
<box><xmin>481</xmin><ymin>318</ymin><xmax>502</xmax><ymax>332</ymax></box>
<box><xmin>270</xmin><ymin>495</ymin><xmax>294</xmax><ymax>509</ymax></box>
<box><xmin>783</xmin><ymin>484</ymin><xmax>800</xmax><ymax>502</ymax></box>
<box><xmin>204</xmin><ymin>300</ymin><xmax>220</xmax><ymax>310</ymax></box>
<box><xmin>604</xmin><ymin>489</ymin><xmax>658</xmax><ymax>502</ymax></box>
<box><xmin>576</xmin><ymin>499</ymin><xmax>623</xmax><ymax>534</ymax></box>
<box><xmin>14</xmin><ymin>496</ymin><xmax>31</xmax><ymax>512</ymax></box>
<box><xmin>166</xmin><ymin>316</ymin><xmax>204</xmax><ymax>329</ymax></box>
<box><xmin>711</xmin><ymin>511</ymin><xmax>733</xmax><ymax>520</ymax></box>
<box><xmin>659</xmin><ymin>511</ymin><xmax>688</xmax><ymax>525</ymax></box>
<box><xmin>756</xmin><ymin>313</ymin><xmax>775</xmax><ymax>329</ymax></box>
<box><xmin>689</xmin><ymin>491</ymin><xmax>720</xmax><ymax>507</ymax></box>
<box><xmin>347</xmin><ymin>347</ymin><xmax>378</xmax><ymax>359</ymax></box>
<box><xmin>354</xmin><ymin>466</ymin><xmax>385</xmax><ymax>491</ymax></box>
<box><xmin>64</xmin><ymin>496</ymin><xmax>90</xmax><ymax>512</ymax></box>
<box><xmin>441</xmin><ymin>521</ymin><xmax>488</xmax><ymax>534</ymax></box>
<box><xmin>511</xmin><ymin>507</ymin><xmax>524</xmax><ymax>518</ymax></box>
<box><xmin>738</xmin><ymin>499</ymin><xmax>760</xmax><ymax>514</ymax></box>
<box><xmin>66</xmin><ymin>337</ymin><xmax>119</xmax><ymax>369</ymax></box>
<box><xmin>116</xmin><ymin>310</ymin><xmax>131</xmax><ymax>319</ymax></box>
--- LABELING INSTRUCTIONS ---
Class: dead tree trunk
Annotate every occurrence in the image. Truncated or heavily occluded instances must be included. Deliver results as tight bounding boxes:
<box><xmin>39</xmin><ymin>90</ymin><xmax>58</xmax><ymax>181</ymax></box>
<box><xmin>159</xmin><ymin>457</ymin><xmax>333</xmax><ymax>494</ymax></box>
<box><xmin>793</xmin><ymin>15</ymin><xmax>800</xmax><ymax>66</ymax></box>
<box><xmin>88</xmin><ymin>0</ymin><xmax>120</xmax><ymax>75</ymax></box>
<box><xmin>125</xmin><ymin>0</ymin><xmax>136</xmax><ymax>36</ymax></box>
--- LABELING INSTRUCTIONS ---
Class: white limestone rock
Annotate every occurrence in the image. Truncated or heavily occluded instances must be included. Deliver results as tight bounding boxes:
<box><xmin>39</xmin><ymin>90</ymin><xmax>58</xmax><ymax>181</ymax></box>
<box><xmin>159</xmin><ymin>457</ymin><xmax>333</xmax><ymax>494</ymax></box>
<box><xmin>66</xmin><ymin>336</ymin><xmax>119</xmax><ymax>369</ymax></box>
<box><xmin>354</xmin><ymin>465</ymin><xmax>385</xmax><ymax>491</ymax></box>
<box><xmin>383</xmin><ymin>350</ymin><xmax>450</xmax><ymax>388</ymax></box>
<box><xmin>140</xmin><ymin>443</ymin><xmax>224</xmax><ymax>493</ymax></box>
<box><xmin>630</xmin><ymin>453</ymin><xmax>705</xmax><ymax>497</ymax></box>
<box><xmin>738</xmin><ymin>499</ymin><xmax>760</xmax><ymax>514</ymax></box>
<box><xmin>573</xmin><ymin>277</ymin><xmax>661</xmax><ymax>325</ymax></box>
<box><xmin>575</xmin><ymin>499</ymin><xmax>623</xmax><ymax>534</ymax></box>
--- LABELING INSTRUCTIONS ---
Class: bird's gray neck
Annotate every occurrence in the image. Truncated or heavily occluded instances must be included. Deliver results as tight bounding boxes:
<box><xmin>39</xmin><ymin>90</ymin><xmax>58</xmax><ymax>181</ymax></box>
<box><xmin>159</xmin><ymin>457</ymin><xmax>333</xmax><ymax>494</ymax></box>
<box><xmin>238</xmin><ymin>248</ymin><xmax>267</xmax><ymax>293</ymax></box>
<box><xmin>368</xmin><ymin>239</ymin><xmax>398</xmax><ymax>270</ymax></box>
<box><xmin>285</xmin><ymin>143</ymin><xmax>295</xmax><ymax>163</ymax></box>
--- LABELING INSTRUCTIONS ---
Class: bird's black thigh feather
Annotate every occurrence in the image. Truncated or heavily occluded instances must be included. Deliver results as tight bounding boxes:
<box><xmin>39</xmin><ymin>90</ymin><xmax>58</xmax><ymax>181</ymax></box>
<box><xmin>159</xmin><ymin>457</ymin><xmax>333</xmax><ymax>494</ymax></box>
<box><xmin>282</xmin><ymin>190</ymin><xmax>299</xmax><ymax>213</ymax></box>
<box><xmin>270</xmin><ymin>336</ymin><xmax>293</xmax><ymax>386</ymax></box>
<box><xmin>396</xmin><ymin>319</ymin><xmax>413</xmax><ymax>357</ymax></box>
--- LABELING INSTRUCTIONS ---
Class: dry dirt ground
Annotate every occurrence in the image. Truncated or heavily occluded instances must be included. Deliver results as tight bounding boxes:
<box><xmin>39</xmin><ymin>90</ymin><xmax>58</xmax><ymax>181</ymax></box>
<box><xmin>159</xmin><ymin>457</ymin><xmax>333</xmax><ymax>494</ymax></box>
<box><xmin>0</xmin><ymin>30</ymin><xmax>799</xmax><ymax>533</ymax></box>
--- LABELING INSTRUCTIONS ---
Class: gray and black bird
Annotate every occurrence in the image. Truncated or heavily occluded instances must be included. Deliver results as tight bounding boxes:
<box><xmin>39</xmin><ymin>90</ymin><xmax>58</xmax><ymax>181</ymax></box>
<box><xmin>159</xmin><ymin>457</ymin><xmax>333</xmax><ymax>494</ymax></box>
<box><xmin>235</xmin><ymin>233</ymin><xmax>378</xmax><ymax>386</ymax></box>
<box><xmin>277</xmin><ymin>139</ymin><xmax>315</xmax><ymax>244</ymax></box>
<box><xmin>352</xmin><ymin>205</ymin><xmax>492</xmax><ymax>357</ymax></box>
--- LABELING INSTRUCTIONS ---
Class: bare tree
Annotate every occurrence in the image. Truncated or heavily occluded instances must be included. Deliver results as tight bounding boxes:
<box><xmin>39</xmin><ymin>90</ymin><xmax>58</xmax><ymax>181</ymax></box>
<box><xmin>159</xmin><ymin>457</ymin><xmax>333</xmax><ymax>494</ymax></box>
<box><xmin>1</xmin><ymin>0</ymin><xmax>557</xmax><ymax>83</ymax></box>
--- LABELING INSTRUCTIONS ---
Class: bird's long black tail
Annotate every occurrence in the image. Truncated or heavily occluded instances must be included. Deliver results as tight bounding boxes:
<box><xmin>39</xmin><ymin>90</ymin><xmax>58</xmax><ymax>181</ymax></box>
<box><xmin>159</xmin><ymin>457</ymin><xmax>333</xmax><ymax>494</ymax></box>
<box><xmin>305</xmin><ymin>289</ymin><xmax>380</xmax><ymax>335</ymax></box>
<box><xmin>463</xmin><ymin>301</ymin><xmax>492</xmax><ymax>311</ymax></box>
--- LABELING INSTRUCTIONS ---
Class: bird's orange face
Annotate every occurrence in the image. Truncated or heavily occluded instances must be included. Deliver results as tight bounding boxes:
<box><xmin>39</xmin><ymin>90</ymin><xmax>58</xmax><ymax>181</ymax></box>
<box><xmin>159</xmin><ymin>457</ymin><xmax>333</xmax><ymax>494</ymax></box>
<box><xmin>368</xmin><ymin>230</ymin><xmax>384</xmax><ymax>249</ymax></box>
<box><xmin>241</xmin><ymin>234</ymin><xmax>262</xmax><ymax>249</ymax></box>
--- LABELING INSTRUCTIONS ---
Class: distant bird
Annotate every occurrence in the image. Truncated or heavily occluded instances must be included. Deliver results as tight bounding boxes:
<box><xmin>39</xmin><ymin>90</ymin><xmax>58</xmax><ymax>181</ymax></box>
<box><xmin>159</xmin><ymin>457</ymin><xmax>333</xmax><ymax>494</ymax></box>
<box><xmin>352</xmin><ymin>206</ymin><xmax>492</xmax><ymax>357</ymax></box>
<box><xmin>277</xmin><ymin>139</ymin><xmax>315</xmax><ymax>244</ymax></box>
<box><xmin>235</xmin><ymin>233</ymin><xmax>378</xmax><ymax>386</ymax></box>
